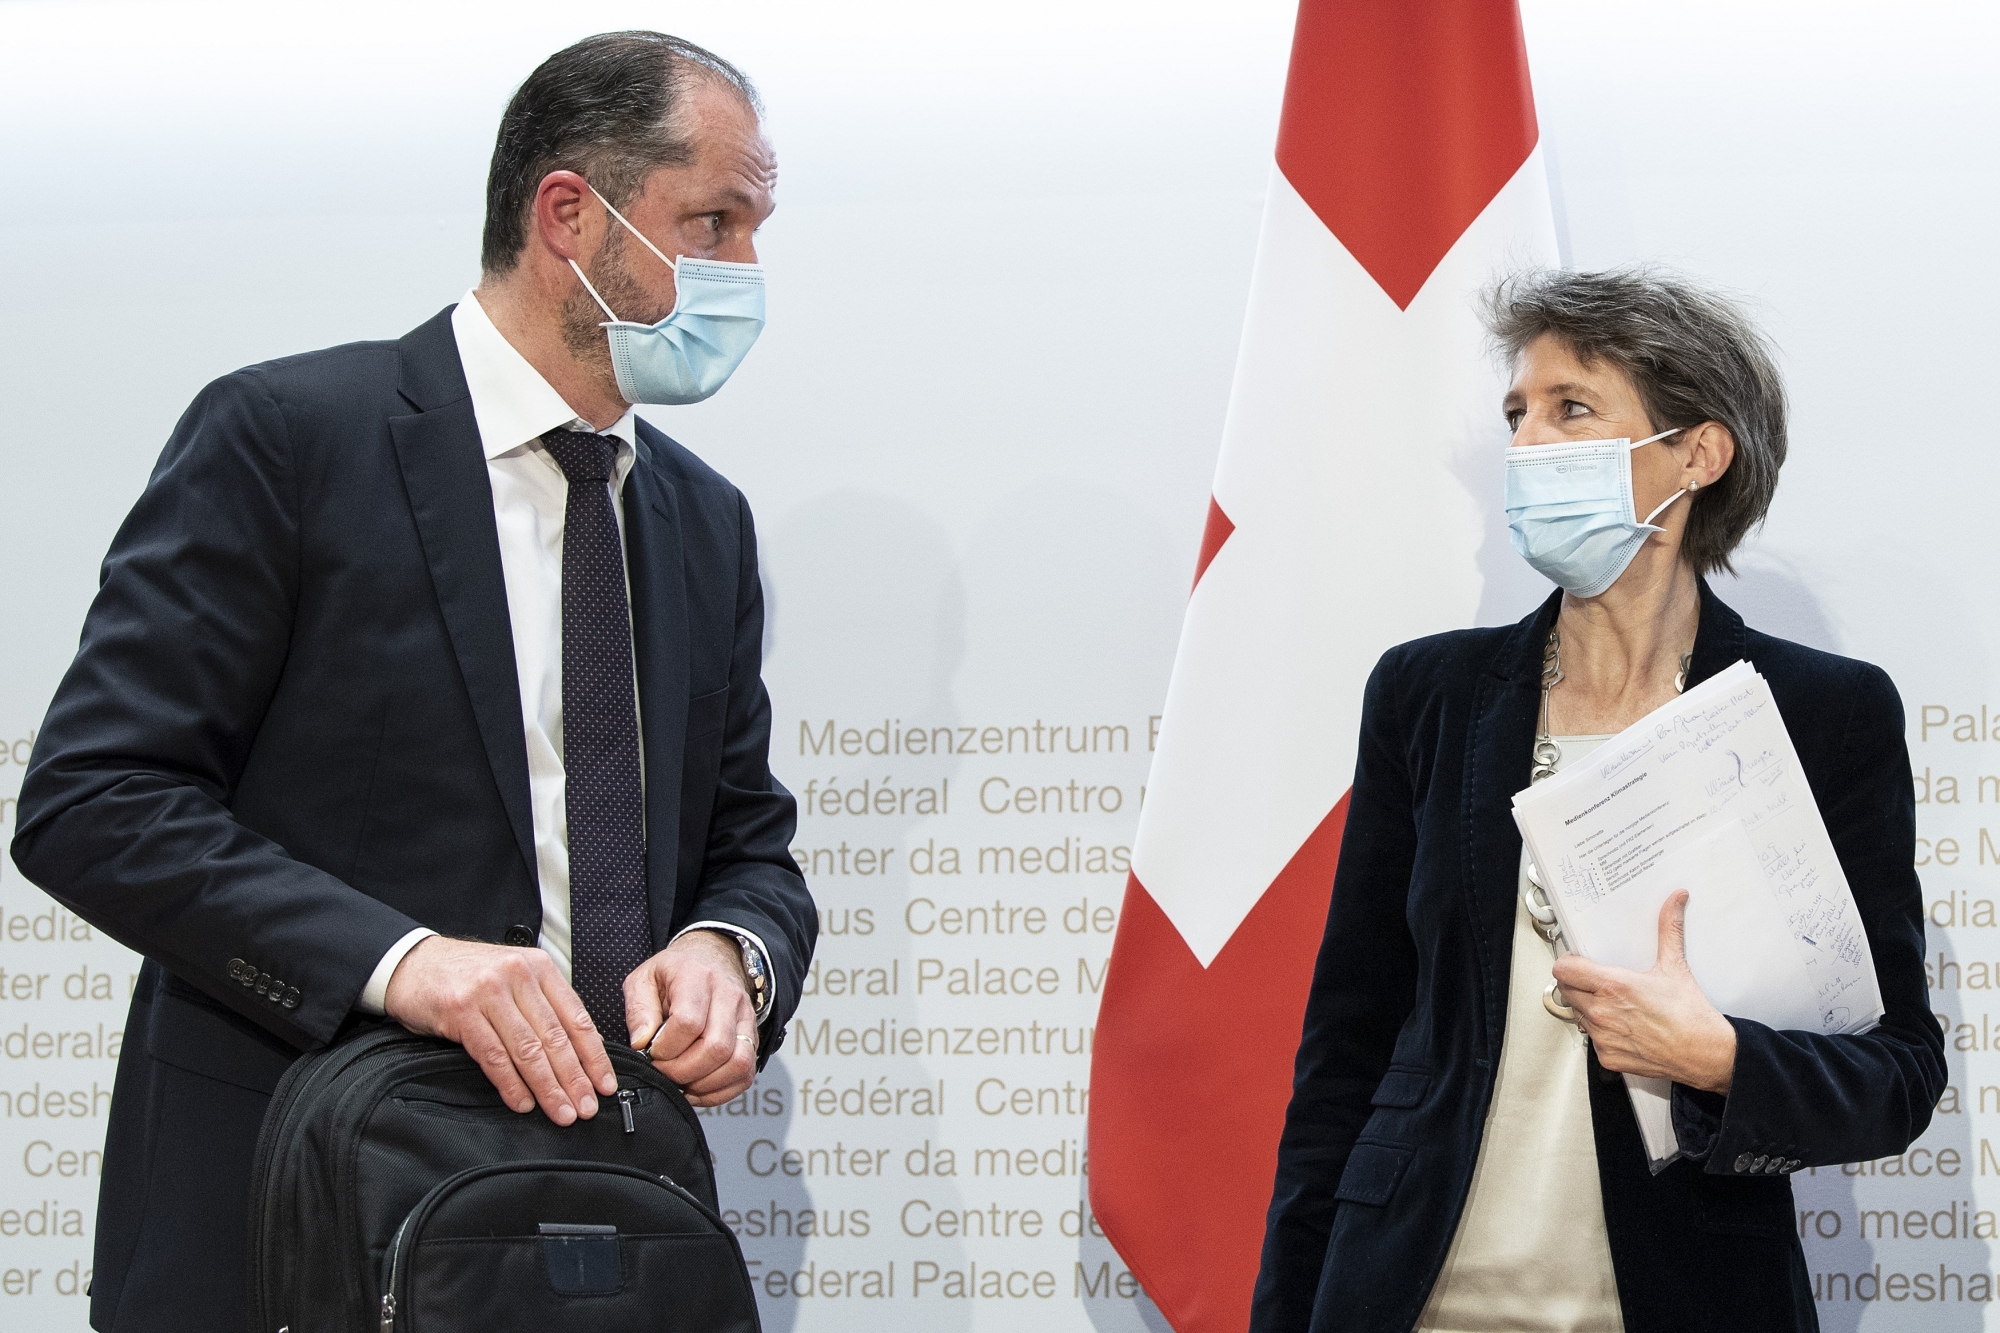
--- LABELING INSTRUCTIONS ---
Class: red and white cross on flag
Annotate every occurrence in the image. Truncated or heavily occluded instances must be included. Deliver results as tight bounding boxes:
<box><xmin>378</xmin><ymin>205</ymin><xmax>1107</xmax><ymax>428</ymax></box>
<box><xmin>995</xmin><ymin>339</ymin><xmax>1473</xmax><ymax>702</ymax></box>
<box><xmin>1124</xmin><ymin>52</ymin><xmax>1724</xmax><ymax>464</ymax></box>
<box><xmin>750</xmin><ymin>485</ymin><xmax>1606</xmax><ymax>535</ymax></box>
<box><xmin>1088</xmin><ymin>2</ymin><xmax>1555</xmax><ymax>1328</ymax></box>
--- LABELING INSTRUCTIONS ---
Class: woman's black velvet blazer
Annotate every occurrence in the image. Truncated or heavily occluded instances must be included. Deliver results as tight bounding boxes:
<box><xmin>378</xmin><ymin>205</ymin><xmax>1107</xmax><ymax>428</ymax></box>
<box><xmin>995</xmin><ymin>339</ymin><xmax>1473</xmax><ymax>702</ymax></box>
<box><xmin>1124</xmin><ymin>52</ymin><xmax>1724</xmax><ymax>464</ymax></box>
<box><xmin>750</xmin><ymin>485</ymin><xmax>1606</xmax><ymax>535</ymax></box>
<box><xmin>1251</xmin><ymin>583</ymin><xmax>1944</xmax><ymax>1333</ymax></box>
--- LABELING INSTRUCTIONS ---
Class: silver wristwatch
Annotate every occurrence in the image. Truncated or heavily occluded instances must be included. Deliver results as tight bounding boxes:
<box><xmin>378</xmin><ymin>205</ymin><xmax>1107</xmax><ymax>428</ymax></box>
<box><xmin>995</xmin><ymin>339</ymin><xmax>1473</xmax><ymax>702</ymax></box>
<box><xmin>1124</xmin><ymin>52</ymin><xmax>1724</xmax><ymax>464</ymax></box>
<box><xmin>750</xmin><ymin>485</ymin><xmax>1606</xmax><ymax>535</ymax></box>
<box><xmin>716</xmin><ymin>927</ymin><xmax>770</xmax><ymax>1020</ymax></box>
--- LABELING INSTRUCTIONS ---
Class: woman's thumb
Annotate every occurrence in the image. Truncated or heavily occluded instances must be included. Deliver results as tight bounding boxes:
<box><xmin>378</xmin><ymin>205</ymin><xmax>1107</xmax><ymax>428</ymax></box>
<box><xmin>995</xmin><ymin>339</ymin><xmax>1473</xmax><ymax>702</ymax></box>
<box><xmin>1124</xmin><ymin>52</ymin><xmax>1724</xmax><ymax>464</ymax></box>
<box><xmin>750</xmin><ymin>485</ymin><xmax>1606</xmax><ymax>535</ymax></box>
<box><xmin>1656</xmin><ymin>889</ymin><xmax>1692</xmax><ymax>969</ymax></box>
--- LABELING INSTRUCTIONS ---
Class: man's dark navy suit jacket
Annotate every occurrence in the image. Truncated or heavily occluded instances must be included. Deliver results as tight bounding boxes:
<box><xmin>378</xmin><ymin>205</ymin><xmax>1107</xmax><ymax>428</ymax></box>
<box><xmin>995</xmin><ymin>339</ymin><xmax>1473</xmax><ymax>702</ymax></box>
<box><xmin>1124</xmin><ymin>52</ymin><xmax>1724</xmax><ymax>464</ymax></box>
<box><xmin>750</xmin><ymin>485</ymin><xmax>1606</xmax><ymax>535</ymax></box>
<box><xmin>11</xmin><ymin>308</ymin><xmax>816</xmax><ymax>1332</ymax></box>
<box><xmin>1252</xmin><ymin>583</ymin><xmax>1944</xmax><ymax>1333</ymax></box>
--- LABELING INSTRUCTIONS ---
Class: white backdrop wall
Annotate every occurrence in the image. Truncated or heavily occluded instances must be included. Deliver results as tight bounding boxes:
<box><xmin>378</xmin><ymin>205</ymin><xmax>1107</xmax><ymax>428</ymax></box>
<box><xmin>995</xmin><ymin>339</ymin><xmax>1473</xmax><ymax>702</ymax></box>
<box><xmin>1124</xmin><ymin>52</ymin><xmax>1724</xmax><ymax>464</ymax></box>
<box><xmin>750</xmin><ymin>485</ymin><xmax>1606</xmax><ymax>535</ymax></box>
<box><xmin>0</xmin><ymin>2</ymin><xmax>1994</xmax><ymax>1329</ymax></box>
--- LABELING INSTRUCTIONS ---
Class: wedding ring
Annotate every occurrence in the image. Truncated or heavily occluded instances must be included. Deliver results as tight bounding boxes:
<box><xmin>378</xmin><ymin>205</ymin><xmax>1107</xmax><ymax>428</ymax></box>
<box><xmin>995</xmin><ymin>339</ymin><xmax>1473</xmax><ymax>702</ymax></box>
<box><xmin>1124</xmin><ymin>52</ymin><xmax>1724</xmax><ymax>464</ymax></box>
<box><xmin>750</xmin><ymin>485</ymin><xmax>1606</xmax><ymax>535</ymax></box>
<box><xmin>737</xmin><ymin>1034</ymin><xmax>755</xmax><ymax>1043</ymax></box>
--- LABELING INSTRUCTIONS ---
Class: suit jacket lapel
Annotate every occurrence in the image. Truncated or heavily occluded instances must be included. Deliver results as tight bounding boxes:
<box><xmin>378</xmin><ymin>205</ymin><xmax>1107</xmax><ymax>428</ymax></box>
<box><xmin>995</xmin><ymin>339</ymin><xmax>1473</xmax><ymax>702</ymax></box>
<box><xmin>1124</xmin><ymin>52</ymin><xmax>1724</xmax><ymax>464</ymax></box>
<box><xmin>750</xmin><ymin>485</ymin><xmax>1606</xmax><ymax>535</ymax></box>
<box><xmin>1462</xmin><ymin>589</ymin><xmax>1562</xmax><ymax>1059</ymax></box>
<box><xmin>624</xmin><ymin>429</ymin><xmax>690</xmax><ymax>948</ymax></box>
<box><xmin>1683</xmin><ymin>577</ymin><xmax>1749</xmax><ymax>689</ymax></box>
<box><xmin>387</xmin><ymin>310</ymin><xmax>538</xmax><ymax>883</ymax></box>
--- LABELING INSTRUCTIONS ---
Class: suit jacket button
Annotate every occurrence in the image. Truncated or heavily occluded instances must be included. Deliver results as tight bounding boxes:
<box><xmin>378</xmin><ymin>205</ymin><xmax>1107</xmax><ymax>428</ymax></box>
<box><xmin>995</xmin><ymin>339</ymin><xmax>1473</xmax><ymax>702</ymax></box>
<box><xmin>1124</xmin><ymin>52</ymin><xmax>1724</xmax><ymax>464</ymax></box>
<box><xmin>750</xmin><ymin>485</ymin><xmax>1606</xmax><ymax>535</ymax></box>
<box><xmin>1750</xmin><ymin>1154</ymin><xmax>1769</xmax><ymax>1173</ymax></box>
<box><xmin>504</xmin><ymin>925</ymin><xmax>537</xmax><ymax>948</ymax></box>
<box><xmin>1733</xmin><ymin>1153</ymin><xmax>1754</xmax><ymax>1173</ymax></box>
<box><xmin>228</xmin><ymin>959</ymin><xmax>253</xmax><ymax>982</ymax></box>
<box><xmin>281</xmin><ymin>987</ymin><xmax>301</xmax><ymax>1010</ymax></box>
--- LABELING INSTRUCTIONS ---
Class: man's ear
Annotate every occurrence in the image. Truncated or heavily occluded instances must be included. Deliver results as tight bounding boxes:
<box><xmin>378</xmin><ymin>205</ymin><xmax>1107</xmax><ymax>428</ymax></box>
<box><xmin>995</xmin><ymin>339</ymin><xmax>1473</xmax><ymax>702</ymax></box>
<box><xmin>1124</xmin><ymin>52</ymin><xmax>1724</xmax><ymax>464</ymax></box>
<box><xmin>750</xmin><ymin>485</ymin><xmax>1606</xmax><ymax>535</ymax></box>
<box><xmin>531</xmin><ymin>170</ymin><xmax>596</xmax><ymax>263</ymax></box>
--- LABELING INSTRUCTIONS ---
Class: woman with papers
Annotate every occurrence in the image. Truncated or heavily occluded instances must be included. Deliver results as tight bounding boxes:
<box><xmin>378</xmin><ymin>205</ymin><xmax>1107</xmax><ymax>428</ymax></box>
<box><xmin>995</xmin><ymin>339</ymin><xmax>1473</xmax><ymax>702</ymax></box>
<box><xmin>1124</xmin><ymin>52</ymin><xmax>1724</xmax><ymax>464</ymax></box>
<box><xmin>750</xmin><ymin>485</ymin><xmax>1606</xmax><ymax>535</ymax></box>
<box><xmin>1252</xmin><ymin>269</ymin><xmax>1942</xmax><ymax>1333</ymax></box>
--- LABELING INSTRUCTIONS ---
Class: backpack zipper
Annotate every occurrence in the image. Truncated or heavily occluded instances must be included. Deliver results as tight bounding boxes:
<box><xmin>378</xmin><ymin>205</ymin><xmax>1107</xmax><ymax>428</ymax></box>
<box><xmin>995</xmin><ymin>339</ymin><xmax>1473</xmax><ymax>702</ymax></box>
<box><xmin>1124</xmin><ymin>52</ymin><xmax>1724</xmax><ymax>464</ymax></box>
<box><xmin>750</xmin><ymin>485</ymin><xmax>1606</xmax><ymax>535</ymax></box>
<box><xmin>252</xmin><ymin>1025</ymin><xmax>418</xmax><ymax>1332</ymax></box>
<box><xmin>336</xmin><ymin>1045</ymin><xmax>480</xmax><ymax>1323</ymax></box>
<box><xmin>617</xmin><ymin>1087</ymin><xmax>639</xmax><ymax>1132</ymax></box>
<box><xmin>379</xmin><ymin>1198</ymin><xmax>418</xmax><ymax>1332</ymax></box>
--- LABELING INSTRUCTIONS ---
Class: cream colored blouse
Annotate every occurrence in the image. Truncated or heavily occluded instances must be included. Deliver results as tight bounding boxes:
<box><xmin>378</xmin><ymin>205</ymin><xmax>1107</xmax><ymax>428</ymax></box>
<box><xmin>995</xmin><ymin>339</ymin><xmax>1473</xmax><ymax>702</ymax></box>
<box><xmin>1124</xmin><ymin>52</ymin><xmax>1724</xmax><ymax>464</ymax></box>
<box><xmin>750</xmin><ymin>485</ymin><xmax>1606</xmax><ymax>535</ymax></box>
<box><xmin>1416</xmin><ymin>736</ymin><xmax>1625</xmax><ymax>1333</ymax></box>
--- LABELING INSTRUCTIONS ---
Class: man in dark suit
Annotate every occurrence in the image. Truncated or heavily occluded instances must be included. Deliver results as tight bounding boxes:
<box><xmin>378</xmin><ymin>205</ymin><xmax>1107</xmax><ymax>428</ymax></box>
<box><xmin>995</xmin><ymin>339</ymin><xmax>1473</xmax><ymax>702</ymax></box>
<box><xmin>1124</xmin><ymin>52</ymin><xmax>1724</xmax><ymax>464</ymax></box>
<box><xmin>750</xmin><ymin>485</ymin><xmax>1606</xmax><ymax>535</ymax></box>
<box><xmin>10</xmin><ymin>31</ymin><xmax>815</xmax><ymax>1332</ymax></box>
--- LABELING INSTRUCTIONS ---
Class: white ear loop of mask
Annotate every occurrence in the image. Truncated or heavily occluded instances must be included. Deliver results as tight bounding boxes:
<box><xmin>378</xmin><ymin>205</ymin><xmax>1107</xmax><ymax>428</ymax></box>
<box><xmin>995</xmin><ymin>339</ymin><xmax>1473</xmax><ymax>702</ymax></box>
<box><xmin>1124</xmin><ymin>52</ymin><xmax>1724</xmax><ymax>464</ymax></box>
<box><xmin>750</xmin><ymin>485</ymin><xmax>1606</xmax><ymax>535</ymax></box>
<box><xmin>1641</xmin><ymin>487</ymin><xmax>1691</xmax><ymax>526</ymax></box>
<box><xmin>568</xmin><ymin>258</ymin><xmax>620</xmax><ymax>322</ymax></box>
<box><xmin>565</xmin><ymin>183</ymin><xmax>683</xmax><ymax>323</ymax></box>
<box><xmin>1632</xmin><ymin>427</ymin><xmax>1691</xmax><ymax>527</ymax></box>
<box><xmin>1504</xmin><ymin>427</ymin><xmax>1693</xmax><ymax>524</ymax></box>
<box><xmin>588</xmin><ymin>183</ymin><xmax>680</xmax><ymax>271</ymax></box>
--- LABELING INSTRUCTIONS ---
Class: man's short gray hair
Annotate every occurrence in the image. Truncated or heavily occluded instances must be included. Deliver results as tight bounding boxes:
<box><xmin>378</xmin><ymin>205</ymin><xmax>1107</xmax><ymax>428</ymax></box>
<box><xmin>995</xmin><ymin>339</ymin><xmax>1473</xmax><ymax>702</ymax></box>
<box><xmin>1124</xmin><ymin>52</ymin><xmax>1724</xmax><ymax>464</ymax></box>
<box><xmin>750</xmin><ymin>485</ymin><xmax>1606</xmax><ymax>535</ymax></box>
<box><xmin>1479</xmin><ymin>267</ymin><xmax>1787</xmax><ymax>578</ymax></box>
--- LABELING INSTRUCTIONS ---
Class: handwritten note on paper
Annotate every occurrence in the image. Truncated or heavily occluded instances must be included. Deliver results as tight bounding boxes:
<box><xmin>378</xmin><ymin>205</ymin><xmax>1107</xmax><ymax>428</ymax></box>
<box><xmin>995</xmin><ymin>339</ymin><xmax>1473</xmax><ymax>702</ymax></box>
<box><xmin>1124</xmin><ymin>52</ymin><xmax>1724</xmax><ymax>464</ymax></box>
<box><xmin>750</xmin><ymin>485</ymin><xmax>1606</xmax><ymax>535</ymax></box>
<box><xmin>1515</xmin><ymin>661</ymin><xmax>1881</xmax><ymax>1037</ymax></box>
<box><xmin>1512</xmin><ymin>661</ymin><xmax>1885</xmax><ymax>1167</ymax></box>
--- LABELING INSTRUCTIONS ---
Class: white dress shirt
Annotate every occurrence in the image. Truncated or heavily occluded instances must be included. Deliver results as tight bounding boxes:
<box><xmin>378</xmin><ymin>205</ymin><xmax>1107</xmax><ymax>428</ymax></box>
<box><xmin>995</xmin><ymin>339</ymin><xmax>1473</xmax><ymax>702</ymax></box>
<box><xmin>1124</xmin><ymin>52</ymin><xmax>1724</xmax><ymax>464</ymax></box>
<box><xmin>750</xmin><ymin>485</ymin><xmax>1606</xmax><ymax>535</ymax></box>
<box><xmin>356</xmin><ymin>291</ymin><xmax>770</xmax><ymax>1022</ymax></box>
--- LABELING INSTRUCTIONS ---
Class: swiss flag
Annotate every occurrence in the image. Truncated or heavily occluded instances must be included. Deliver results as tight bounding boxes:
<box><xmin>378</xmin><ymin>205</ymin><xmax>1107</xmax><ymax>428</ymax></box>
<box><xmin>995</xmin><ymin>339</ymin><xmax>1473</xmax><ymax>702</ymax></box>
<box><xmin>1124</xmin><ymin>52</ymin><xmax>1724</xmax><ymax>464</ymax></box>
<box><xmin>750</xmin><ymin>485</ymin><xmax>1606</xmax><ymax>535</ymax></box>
<box><xmin>1087</xmin><ymin>3</ymin><xmax>1555</xmax><ymax>1330</ymax></box>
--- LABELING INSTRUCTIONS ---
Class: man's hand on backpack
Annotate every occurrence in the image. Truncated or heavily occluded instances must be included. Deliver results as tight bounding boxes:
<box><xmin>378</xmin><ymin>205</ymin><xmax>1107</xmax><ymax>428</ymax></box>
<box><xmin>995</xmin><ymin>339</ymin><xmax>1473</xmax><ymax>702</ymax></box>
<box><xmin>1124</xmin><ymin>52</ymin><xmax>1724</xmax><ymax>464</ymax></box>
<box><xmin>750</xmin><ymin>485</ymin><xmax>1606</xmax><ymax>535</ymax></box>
<box><xmin>623</xmin><ymin>931</ymin><xmax>759</xmax><ymax>1107</ymax></box>
<box><xmin>383</xmin><ymin>936</ymin><xmax>619</xmax><ymax>1126</ymax></box>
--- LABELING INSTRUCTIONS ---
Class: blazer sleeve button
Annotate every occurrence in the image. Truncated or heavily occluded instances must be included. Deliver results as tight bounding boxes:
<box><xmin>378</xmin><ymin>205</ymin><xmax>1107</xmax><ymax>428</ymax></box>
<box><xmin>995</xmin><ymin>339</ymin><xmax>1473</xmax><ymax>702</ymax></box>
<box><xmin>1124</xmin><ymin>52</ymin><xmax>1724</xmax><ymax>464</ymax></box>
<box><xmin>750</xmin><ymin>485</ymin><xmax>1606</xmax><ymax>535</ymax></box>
<box><xmin>228</xmin><ymin>959</ymin><xmax>253</xmax><ymax>983</ymax></box>
<box><xmin>1733</xmin><ymin>1153</ymin><xmax>1754</xmax><ymax>1173</ymax></box>
<box><xmin>281</xmin><ymin>987</ymin><xmax>301</xmax><ymax>1010</ymax></box>
<box><xmin>504</xmin><ymin>925</ymin><xmax>537</xmax><ymax>948</ymax></box>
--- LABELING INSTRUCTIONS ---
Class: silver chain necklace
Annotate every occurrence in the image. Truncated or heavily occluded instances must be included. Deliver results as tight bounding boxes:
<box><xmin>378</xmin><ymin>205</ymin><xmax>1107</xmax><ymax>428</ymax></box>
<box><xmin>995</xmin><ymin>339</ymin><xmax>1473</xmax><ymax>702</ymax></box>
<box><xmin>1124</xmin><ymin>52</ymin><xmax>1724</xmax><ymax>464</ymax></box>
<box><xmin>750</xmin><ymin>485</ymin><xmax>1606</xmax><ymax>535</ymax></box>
<box><xmin>1529</xmin><ymin>625</ymin><xmax>1692</xmax><ymax>785</ymax></box>
<box><xmin>1525</xmin><ymin>625</ymin><xmax>1693</xmax><ymax>1026</ymax></box>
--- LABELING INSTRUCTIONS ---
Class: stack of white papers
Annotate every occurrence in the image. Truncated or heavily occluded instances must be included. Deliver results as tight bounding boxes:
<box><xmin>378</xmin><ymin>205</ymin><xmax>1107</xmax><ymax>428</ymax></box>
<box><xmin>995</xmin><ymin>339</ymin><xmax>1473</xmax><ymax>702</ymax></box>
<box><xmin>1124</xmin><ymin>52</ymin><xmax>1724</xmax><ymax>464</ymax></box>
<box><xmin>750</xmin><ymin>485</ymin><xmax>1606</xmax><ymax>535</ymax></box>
<box><xmin>1511</xmin><ymin>660</ymin><xmax>1883</xmax><ymax>1168</ymax></box>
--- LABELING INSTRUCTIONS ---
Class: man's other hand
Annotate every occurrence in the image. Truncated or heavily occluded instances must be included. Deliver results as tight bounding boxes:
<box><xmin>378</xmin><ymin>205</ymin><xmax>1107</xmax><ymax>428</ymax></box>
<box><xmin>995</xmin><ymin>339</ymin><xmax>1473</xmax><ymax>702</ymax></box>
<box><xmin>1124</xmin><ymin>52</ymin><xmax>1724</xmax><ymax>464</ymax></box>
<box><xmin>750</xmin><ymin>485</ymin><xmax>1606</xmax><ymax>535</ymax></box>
<box><xmin>624</xmin><ymin>931</ymin><xmax>759</xmax><ymax>1107</ymax></box>
<box><xmin>383</xmin><ymin>936</ymin><xmax>618</xmax><ymax>1125</ymax></box>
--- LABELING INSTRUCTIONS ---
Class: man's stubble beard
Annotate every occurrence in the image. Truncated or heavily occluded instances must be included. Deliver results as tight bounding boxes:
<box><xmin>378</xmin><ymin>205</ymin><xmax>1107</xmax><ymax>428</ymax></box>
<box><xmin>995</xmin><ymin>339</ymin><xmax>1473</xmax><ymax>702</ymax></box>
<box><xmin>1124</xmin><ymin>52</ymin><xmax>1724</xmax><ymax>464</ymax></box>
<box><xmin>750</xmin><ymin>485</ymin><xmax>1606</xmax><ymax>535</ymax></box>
<box><xmin>559</xmin><ymin>226</ymin><xmax>670</xmax><ymax>372</ymax></box>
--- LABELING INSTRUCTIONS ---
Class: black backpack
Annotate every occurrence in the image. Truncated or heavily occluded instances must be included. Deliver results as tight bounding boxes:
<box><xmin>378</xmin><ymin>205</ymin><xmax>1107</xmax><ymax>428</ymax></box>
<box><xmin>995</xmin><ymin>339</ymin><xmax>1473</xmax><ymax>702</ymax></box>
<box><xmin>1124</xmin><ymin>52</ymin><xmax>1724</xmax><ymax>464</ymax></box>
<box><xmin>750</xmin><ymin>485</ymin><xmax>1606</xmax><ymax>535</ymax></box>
<box><xmin>244</xmin><ymin>1023</ymin><xmax>759</xmax><ymax>1333</ymax></box>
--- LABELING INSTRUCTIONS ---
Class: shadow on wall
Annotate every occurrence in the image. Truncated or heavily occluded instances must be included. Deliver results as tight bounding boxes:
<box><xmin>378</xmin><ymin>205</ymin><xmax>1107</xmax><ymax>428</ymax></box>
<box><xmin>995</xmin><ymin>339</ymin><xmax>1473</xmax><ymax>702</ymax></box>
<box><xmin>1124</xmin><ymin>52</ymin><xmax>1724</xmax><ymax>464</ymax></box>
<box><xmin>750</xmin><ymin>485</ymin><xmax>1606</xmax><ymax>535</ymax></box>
<box><xmin>1793</xmin><ymin>978</ymin><xmax>1987</xmax><ymax>1331</ymax></box>
<box><xmin>700</xmin><ymin>1054</ymin><xmax>979</xmax><ymax>1333</ymax></box>
<box><xmin>1919</xmin><ymin>984</ymin><xmax>1996</xmax><ymax>1331</ymax></box>
<box><xmin>1721</xmin><ymin>550</ymin><xmax>1986</xmax><ymax>1326</ymax></box>
<box><xmin>750</xmin><ymin>489</ymin><xmax>979</xmax><ymax>1331</ymax></box>
<box><xmin>759</xmin><ymin>488</ymin><xmax>968</xmax><ymax>727</ymax></box>
<box><xmin>946</xmin><ymin>476</ymin><xmax>1185</xmax><ymax>1333</ymax></box>
<box><xmin>949</xmin><ymin>477</ymin><xmax>1188</xmax><ymax>714</ymax></box>
<box><xmin>1076</xmin><ymin>1167</ymin><xmax>1173</xmax><ymax>1333</ymax></box>
<box><xmin>1792</xmin><ymin>1143</ymin><xmax>1872</xmax><ymax>1333</ymax></box>
<box><xmin>1711</xmin><ymin>551</ymin><xmax>1844</xmax><ymax>653</ymax></box>
<box><xmin>1447</xmin><ymin>413</ymin><xmax>1557</xmax><ymax>629</ymax></box>
<box><xmin>698</xmin><ymin>1058</ymin><xmax>812</xmax><ymax>1333</ymax></box>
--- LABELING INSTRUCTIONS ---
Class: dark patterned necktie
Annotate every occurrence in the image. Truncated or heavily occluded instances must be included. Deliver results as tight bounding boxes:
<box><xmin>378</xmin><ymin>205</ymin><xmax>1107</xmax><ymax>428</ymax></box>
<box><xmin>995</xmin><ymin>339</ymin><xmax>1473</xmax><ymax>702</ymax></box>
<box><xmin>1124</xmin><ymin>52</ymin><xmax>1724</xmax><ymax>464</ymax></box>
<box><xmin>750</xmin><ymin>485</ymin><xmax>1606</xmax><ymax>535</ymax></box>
<box><xmin>542</xmin><ymin>429</ymin><xmax>651</xmax><ymax>1042</ymax></box>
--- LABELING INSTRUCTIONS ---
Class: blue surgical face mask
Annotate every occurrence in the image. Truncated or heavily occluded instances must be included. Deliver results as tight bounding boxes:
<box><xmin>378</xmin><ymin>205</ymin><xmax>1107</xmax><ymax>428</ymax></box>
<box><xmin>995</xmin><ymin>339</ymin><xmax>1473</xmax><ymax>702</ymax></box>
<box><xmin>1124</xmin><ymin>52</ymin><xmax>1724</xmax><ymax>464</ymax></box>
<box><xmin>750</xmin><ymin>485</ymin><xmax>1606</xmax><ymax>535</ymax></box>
<box><xmin>568</xmin><ymin>185</ymin><xmax>766</xmax><ymax>405</ymax></box>
<box><xmin>1503</xmin><ymin>428</ymin><xmax>1688</xmax><ymax>598</ymax></box>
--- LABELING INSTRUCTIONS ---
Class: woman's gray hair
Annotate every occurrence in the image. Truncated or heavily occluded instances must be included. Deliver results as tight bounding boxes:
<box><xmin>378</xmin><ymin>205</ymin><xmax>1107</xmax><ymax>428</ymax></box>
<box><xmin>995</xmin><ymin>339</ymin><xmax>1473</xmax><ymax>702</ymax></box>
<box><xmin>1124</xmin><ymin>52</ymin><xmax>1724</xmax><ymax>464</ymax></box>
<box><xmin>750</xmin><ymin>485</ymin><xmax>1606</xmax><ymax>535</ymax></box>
<box><xmin>1479</xmin><ymin>267</ymin><xmax>1787</xmax><ymax>578</ymax></box>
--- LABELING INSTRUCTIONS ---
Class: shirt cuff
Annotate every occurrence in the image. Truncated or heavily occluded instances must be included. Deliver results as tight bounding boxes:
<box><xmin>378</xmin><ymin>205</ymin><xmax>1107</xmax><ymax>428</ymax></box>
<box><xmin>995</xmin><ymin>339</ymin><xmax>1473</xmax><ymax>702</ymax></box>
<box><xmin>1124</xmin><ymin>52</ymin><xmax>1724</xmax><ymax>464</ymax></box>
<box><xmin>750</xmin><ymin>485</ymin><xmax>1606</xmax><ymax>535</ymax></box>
<box><xmin>673</xmin><ymin>920</ymin><xmax>774</xmax><ymax>1022</ymax></box>
<box><xmin>357</xmin><ymin>928</ymin><xmax>439</xmax><ymax>1016</ymax></box>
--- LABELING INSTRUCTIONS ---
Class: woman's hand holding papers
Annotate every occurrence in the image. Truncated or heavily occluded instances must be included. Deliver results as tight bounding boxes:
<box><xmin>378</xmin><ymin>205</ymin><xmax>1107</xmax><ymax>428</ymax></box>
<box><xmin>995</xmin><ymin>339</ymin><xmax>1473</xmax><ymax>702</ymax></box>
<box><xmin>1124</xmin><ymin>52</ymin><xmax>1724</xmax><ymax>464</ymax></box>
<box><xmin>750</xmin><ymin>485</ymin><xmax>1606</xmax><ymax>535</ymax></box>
<box><xmin>1551</xmin><ymin>890</ymin><xmax>1739</xmax><ymax>1095</ymax></box>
